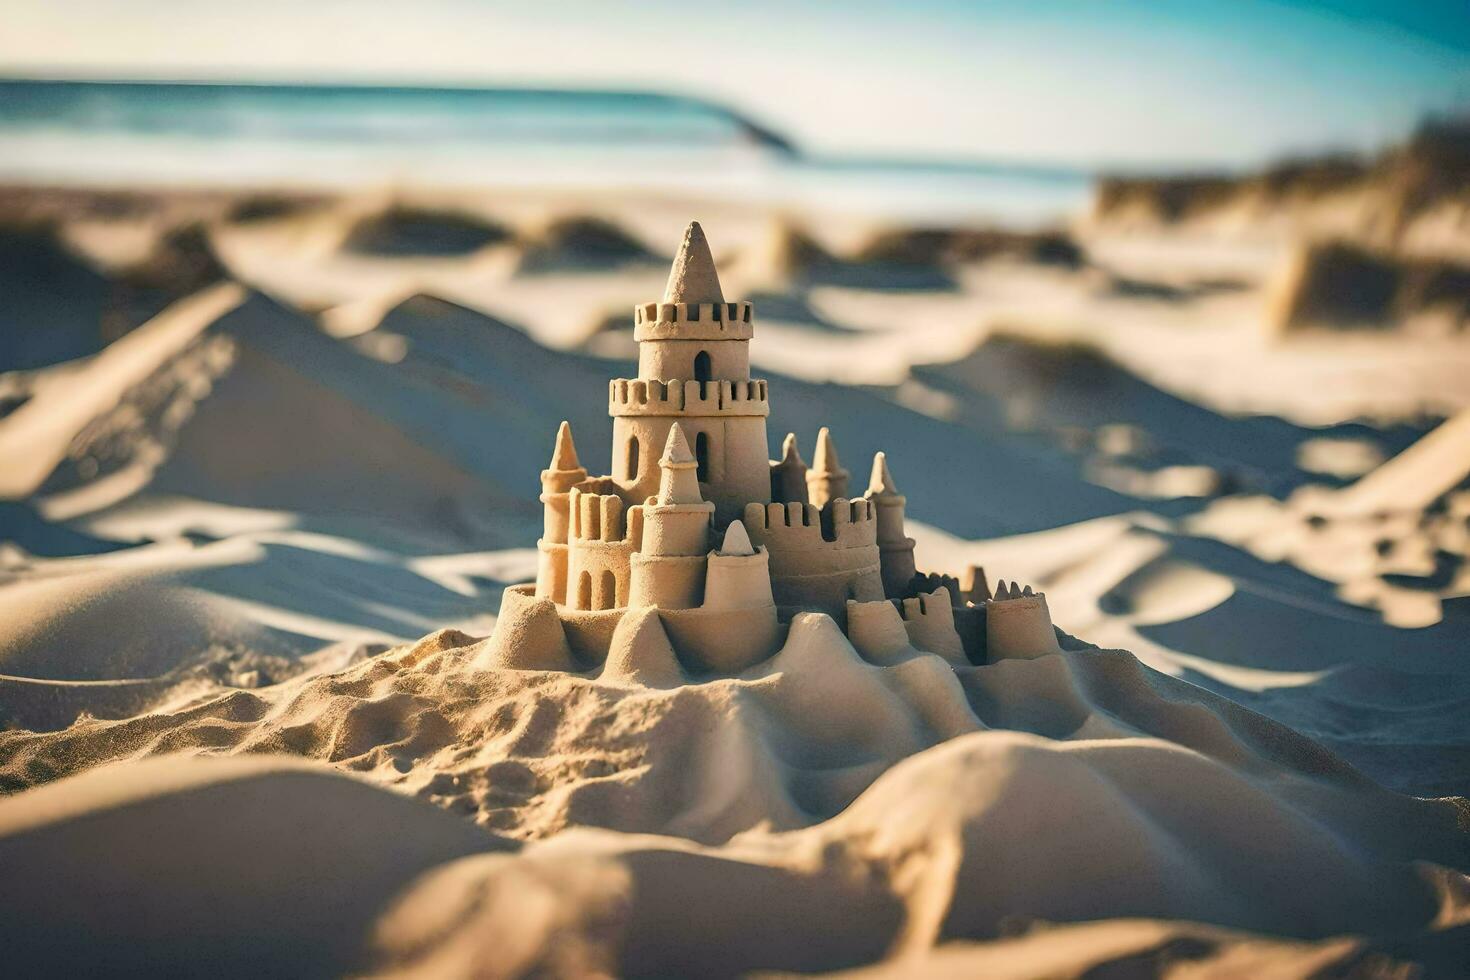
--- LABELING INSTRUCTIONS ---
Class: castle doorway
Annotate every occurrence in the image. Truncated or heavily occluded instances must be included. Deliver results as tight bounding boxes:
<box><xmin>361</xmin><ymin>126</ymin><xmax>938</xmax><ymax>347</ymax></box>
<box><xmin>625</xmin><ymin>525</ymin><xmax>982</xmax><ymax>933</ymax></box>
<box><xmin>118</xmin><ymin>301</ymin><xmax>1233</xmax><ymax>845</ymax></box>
<box><xmin>694</xmin><ymin>350</ymin><xmax>712</xmax><ymax>382</ymax></box>
<box><xmin>600</xmin><ymin>569</ymin><xmax>618</xmax><ymax>609</ymax></box>
<box><xmin>577</xmin><ymin>571</ymin><xmax>592</xmax><ymax>610</ymax></box>
<box><xmin>626</xmin><ymin>436</ymin><xmax>640</xmax><ymax>480</ymax></box>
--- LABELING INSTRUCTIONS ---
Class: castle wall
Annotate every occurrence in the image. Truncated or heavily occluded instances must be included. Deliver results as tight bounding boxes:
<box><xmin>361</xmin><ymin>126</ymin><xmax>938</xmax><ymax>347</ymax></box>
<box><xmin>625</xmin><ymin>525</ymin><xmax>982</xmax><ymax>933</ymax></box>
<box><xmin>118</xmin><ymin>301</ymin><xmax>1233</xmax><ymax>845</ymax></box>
<box><xmin>628</xmin><ymin>552</ymin><xmax>706</xmax><ymax>609</ymax></box>
<box><xmin>612</xmin><ymin>411</ymin><xmax>771</xmax><ymax>525</ymax></box>
<box><xmin>845</xmin><ymin>598</ymin><xmax>910</xmax><ymax>664</ymax></box>
<box><xmin>743</xmin><ymin>499</ymin><xmax>885</xmax><ymax>611</ymax></box>
<box><xmin>702</xmin><ymin>549</ymin><xmax>775</xmax><ymax>611</ymax></box>
<box><xmin>986</xmin><ymin>593</ymin><xmax>1063</xmax><ymax>661</ymax></box>
<box><xmin>639</xmin><ymin>339</ymin><xmax>749</xmax><ymax>383</ymax></box>
<box><xmin>495</xmin><ymin>583</ymin><xmax>782</xmax><ymax>675</ymax></box>
<box><xmin>898</xmin><ymin>589</ymin><xmax>967</xmax><ymax>665</ymax></box>
<box><xmin>662</xmin><ymin>605</ymin><xmax>780</xmax><ymax>674</ymax></box>
<box><xmin>565</xmin><ymin>490</ymin><xmax>643</xmax><ymax>611</ymax></box>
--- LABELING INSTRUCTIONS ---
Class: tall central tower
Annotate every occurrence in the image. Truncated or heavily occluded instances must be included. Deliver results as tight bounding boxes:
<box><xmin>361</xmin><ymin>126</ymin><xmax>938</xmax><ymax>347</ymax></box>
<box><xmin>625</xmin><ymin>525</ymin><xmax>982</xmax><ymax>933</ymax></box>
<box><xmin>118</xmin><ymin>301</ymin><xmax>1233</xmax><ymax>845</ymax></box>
<box><xmin>609</xmin><ymin>222</ymin><xmax>772</xmax><ymax>525</ymax></box>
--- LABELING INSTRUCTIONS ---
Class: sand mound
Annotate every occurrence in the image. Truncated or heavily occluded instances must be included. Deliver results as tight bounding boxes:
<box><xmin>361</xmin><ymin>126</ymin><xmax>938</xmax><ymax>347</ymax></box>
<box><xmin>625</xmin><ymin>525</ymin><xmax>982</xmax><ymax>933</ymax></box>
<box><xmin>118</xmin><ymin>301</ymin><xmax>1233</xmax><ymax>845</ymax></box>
<box><xmin>1269</xmin><ymin>238</ymin><xmax>1470</xmax><ymax>335</ymax></box>
<box><xmin>341</xmin><ymin>206</ymin><xmax>511</xmax><ymax>257</ymax></box>
<box><xmin>2</xmin><ymin>626</ymin><xmax>1466</xmax><ymax>976</ymax></box>
<box><xmin>0</xmin><ymin>567</ymin><xmax>310</xmax><ymax>683</ymax></box>
<box><xmin>0</xmin><ymin>755</ymin><xmax>506</xmax><ymax>977</ymax></box>
<box><xmin>513</xmin><ymin>216</ymin><xmax>662</xmax><ymax>273</ymax></box>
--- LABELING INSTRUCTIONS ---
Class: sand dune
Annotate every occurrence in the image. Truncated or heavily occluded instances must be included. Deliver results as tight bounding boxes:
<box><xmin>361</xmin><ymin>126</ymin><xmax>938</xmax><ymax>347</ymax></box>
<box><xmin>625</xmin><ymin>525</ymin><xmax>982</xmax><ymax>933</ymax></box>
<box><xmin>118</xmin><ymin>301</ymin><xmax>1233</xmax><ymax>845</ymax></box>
<box><xmin>0</xmin><ymin>755</ymin><xmax>508</xmax><ymax>977</ymax></box>
<box><xmin>2</xmin><ymin>654</ymin><xmax>1465</xmax><ymax>977</ymax></box>
<box><xmin>2</xmin><ymin>192</ymin><xmax>1469</xmax><ymax>977</ymax></box>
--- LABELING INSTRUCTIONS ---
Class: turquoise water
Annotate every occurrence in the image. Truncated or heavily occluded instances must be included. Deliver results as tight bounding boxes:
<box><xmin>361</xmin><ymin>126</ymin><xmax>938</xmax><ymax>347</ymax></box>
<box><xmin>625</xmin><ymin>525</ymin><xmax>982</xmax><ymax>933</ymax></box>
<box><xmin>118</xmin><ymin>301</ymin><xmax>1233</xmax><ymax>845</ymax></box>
<box><xmin>0</xmin><ymin>79</ymin><xmax>1092</xmax><ymax>224</ymax></box>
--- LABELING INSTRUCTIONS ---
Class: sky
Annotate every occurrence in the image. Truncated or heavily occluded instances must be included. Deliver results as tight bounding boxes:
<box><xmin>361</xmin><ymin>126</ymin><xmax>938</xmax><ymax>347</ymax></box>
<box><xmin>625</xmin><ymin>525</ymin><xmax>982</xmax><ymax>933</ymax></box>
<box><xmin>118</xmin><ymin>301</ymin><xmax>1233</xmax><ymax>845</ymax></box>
<box><xmin>3</xmin><ymin>0</ymin><xmax>1468</xmax><ymax>169</ymax></box>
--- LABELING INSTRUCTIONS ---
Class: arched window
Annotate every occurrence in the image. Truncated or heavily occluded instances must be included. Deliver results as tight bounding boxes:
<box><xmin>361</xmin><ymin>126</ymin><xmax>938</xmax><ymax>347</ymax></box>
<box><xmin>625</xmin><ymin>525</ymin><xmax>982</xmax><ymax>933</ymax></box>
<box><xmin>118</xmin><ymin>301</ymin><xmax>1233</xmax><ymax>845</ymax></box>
<box><xmin>693</xmin><ymin>350</ymin><xmax>712</xmax><ymax>383</ymax></box>
<box><xmin>600</xmin><ymin>569</ymin><xmax>618</xmax><ymax>609</ymax></box>
<box><xmin>695</xmin><ymin>431</ymin><xmax>711</xmax><ymax>483</ymax></box>
<box><xmin>626</xmin><ymin>436</ymin><xmax>640</xmax><ymax>481</ymax></box>
<box><xmin>577</xmin><ymin>571</ymin><xmax>592</xmax><ymax>611</ymax></box>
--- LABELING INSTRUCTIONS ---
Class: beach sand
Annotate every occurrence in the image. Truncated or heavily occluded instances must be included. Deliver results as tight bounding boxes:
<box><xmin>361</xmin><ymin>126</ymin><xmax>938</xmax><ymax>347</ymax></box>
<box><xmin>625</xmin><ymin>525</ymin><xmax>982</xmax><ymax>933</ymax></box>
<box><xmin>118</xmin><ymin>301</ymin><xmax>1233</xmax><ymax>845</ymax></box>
<box><xmin>2</xmin><ymin>184</ymin><xmax>1468</xmax><ymax>977</ymax></box>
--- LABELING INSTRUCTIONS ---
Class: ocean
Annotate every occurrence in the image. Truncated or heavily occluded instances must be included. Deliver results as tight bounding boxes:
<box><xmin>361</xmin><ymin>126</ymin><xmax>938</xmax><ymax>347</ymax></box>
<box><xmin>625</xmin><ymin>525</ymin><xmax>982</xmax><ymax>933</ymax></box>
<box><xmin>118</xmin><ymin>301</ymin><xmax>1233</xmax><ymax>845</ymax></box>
<box><xmin>0</xmin><ymin>79</ymin><xmax>1092</xmax><ymax>225</ymax></box>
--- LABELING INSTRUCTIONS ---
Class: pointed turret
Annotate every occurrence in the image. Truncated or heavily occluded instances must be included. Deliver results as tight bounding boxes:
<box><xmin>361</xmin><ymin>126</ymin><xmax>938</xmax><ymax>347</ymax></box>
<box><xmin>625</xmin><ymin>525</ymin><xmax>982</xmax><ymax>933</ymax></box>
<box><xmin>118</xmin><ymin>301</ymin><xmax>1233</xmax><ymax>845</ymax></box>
<box><xmin>663</xmin><ymin>221</ymin><xmax>725</xmax><ymax>305</ymax></box>
<box><xmin>865</xmin><ymin>449</ymin><xmax>916</xmax><ymax>600</ymax></box>
<box><xmin>619</xmin><ymin>220</ymin><xmax>769</xmax><ymax>525</ymax></box>
<box><xmin>535</xmin><ymin>420</ymin><xmax>589</xmax><ymax>604</ymax></box>
<box><xmin>656</xmin><ymin>423</ymin><xmax>703</xmax><ymax>505</ymax></box>
<box><xmin>960</xmin><ymin>564</ymin><xmax>990</xmax><ymax>605</ymax></box>
<box><xmin>867</xmin><ymin>451</ymin><xmax>899</xmax><ymax>496</ymax></box>
<box><xmin>806</xmin><ymin>426</ymin><xmax>850</xmax><ymax>508</ymax></box>
<box><xmin>630</xmin><ymin>422</ymin><xmax>716</xmax><ymax>608</ymax></box>
<box><xmin>770</xmin><ymin>432</ymin><xmax>809</xmax><ymax>503</ymax></box>
<box><xmin>550</xmin><ymin>420</ymin><xmax>581</xmax><ymax>471</ymax></box>
<box><xmin>719</xmin><ymin>519</ymin><xmax>756</xmax><ymax>557</ymax></box>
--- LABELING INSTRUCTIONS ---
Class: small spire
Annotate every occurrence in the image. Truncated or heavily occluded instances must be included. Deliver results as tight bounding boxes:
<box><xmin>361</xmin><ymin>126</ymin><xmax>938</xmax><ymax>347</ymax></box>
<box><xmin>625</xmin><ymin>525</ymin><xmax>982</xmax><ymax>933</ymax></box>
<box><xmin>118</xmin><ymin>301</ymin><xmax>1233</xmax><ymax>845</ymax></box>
<box><xmin>719</xmin><ymin>520</ymin><xmax>756</xmax><ymax>557</ymax></box>
<box><xmin>550</xmin><ymin>421</ymin><xmax>581</xmax><ymax>470</ymax></box>
<box><xmin>656</xmin><ymin>423</ymin><xmax>703</xmax><ymax>505</ymax></box>
<box><xmin>780</xmin><ymin>432</ymin><xmax>804</xmax><ymax>466</ymax></box>
<box><xmin>961</xmin><ymin>564</ymin><xmax>990</xmax><ymax>603</ymax></box>
<box><xmin>812</xmin><ymin>427</ymin><xmax>843</xmax><ymax>474</ymax></box>
<box><xmin>661</xmin><ymin>422</ymin><xmax>696</xmax><ymax>466</ymax></box>
<box><xmin>867</xmin><ymin>451</ymin><xmax>899</xmax><ymax>496</ymax></box>
<box><xmin>662</xmin><ymin>221</ymin><xmax>725</xmax><ymax>305</ymax></box>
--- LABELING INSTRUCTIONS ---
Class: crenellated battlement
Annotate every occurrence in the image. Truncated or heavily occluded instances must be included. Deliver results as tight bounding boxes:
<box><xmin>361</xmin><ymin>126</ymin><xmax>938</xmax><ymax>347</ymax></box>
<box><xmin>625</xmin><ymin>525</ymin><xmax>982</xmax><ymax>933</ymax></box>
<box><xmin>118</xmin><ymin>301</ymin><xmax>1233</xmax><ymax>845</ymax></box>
<box><xmin>633</xmin><ymin>301</ymin><xmax>755</xmax><ymax>342</ymax></box>
<box><xmin>742</xmin><ymin>497</ymin><xmax>877</xmax><ymax>551</ymax></box>
<box><xmin>906</xmin><ymin>571</ymin><xmax>962</xmax><ymax>604</ymax></box>
<box><xmin>609</xmin><ymin>378</ymin><xmax>769</xmax><ymax>417</ymax></box>
<box><xmin>568</xmin><ymin>488</ymin><xmax>645</xmax><ymax>546</ymax></box>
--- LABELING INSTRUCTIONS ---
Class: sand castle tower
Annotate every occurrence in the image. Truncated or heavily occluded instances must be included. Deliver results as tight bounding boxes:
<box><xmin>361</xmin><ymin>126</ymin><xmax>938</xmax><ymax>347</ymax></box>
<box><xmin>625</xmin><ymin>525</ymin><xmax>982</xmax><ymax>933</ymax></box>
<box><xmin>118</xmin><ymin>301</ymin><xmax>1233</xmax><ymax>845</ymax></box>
<box><xmin>702</xmin><ymin>519</ymin><xmax>775</xmax><ymax>611</ymax></box>
<box><xmin>535</xmin><ymin>422</ymin><xmax>588</xmax><ymax>604</ymax></box>
<box><xmin>611</xmin><ymin>222</ymin><xmax>772</xmax><ymax>525</ymax></box>
<box><xmin>627</xmin><ymin>424</ymin><xmax>716</xmax><ymax>609</ymax></box>
<box><xmin>806</xmin><ymin>427</ymin><xmax>850</xmax><ymax>509</ymax></box>
<box><xmin>867</xmin><ymin>452</ymin><xmax>917</xmax><ymax>599</ymax></box>
<box><xmin>986</xmin><ymin>581</ymin><xmax>1063</xmax><ymax>660</ymax></box>
<box><xmin>770</xmin><ymin>432</ymin><xmax>809</xmax><ymax>504</ymax></box>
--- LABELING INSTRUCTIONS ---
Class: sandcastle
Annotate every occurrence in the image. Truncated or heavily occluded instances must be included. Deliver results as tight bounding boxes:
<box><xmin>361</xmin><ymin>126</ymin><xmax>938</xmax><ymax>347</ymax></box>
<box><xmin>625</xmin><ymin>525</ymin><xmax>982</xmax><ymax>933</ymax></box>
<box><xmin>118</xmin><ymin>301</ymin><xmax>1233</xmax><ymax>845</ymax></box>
<box><xmin>487</xmin><ymin>222</ymin><xmax>1064</xmax><ymax>673</ymax></box>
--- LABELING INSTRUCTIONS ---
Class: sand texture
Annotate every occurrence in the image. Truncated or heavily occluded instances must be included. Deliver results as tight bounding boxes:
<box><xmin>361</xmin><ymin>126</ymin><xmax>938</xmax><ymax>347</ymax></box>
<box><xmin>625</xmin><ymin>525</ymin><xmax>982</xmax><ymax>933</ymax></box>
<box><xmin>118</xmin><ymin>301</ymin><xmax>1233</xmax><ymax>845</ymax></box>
<box><xmin>2</xmin><ymin>185</ymin><xmax>1469</xmax><ymax>977</ymax></box>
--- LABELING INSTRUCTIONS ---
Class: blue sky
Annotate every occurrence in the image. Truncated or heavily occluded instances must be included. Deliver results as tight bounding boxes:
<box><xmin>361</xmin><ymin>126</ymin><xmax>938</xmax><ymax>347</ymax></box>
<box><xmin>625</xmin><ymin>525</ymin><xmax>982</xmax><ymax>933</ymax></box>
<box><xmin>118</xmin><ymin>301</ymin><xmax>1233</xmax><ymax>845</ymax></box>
<box><xmin>3</xmin><ymin>0</ymin><xmax>1467</xmax><ymax>169</ymax></box>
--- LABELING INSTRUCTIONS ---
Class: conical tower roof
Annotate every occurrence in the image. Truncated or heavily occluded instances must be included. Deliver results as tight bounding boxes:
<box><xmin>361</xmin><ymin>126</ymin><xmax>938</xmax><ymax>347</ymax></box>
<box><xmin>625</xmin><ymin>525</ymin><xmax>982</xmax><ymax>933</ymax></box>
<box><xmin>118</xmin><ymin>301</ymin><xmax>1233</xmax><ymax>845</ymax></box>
<box><xmin>719</xmin><ymin>520</ymin><xmax>756</xmax><ymax>557</ymax></box>
<box><xmin>867</xmin><ymin>451</ymin><xmax>900</xmax><ymax>496</ymax></box>
<box><xmin>812</xmin><ymin>427</ymin><xmax>846</xmax><ymax>475</ymax></box>
<box><xmin>662</xmin><ymin>221</ymin><xmax>725</xmax><ymax>305</ymax></box>
<box><xmin>778</xmin><ymin>432</ymin><xmax>805</xmax><ymax>467</ymax></box>
<box><xmin>661</xmin><ymin>422</ymin><xmax>696</xmax><ymax>466</ymax></box>
<box><xmin>656</xmin><ymin>423</ymin><xmax>704</xmax><ymax>505</ymax></box>
<box><xmin>549</xmin><ymin>420</ymin><xmax>581</xmax><ymax>471</ymax></box>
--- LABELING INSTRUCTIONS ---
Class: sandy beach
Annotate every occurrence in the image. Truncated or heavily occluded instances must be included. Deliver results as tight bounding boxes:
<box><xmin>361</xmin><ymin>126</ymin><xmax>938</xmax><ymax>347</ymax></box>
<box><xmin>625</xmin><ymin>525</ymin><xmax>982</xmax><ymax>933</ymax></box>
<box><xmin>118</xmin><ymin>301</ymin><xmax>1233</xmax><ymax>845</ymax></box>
<box><xmin>2</xmin><ymin>88</ymin><xmax>1470</xmax><ymax>976</ymax></box>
